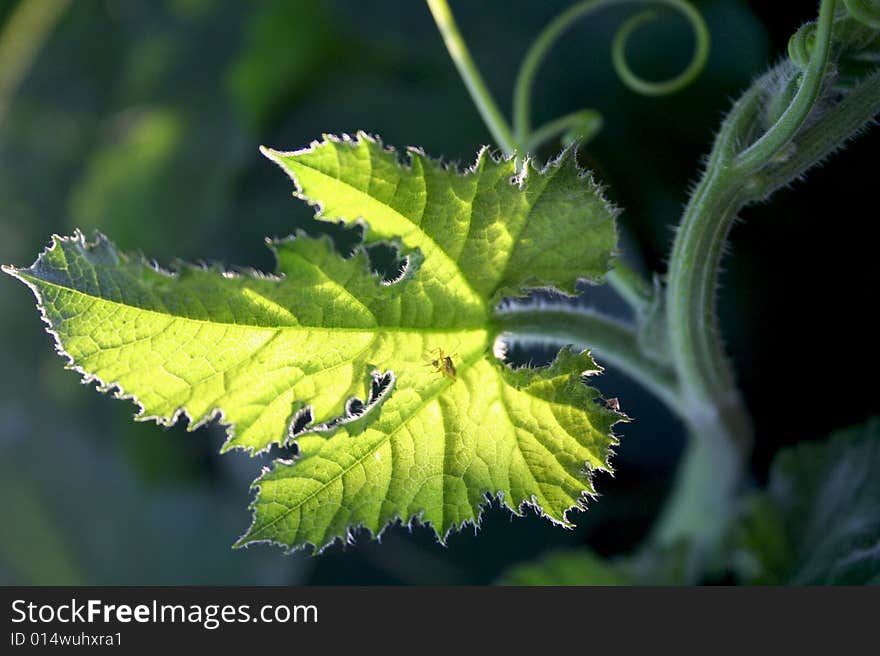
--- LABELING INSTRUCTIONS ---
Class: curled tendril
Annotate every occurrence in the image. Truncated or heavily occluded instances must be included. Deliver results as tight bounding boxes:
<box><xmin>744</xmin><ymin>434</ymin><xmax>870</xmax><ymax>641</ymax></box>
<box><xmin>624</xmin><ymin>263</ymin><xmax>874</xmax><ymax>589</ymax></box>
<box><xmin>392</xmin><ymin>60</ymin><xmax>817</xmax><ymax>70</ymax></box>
<box><xmin>735</xmin><ymin>0</ymin><xmax>837</xmax><ymax>172</ymax></box>
<box><xmin>611</xmin><ymin>6</ymin><xmax>708</xmax><ymax>96</ymax></box>
<box><xmin>789</xmin><ymin>1</ymin><xmax>880</xmax><ymax>79</ymax></box>
<box><xmin>844</xmin><ymin>0</ymin><xmax>880</xmax><ymax>29</ymax></box>
<box><xmin>513</xmin><ymin>0</ymin><xmax>710</xmax><ymax>147</ymax></box>
<box><xmin>788</xmin><ymin>22</ymin><xmax>818</xmax><ymax>70</ymax></box>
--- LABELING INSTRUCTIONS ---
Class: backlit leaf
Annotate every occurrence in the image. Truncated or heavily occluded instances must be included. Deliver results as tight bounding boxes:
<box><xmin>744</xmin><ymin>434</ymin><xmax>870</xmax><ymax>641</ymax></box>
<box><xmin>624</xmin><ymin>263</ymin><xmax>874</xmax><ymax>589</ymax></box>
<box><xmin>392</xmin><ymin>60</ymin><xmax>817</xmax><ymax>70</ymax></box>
<box><xmin>5</xmin><ymin>133</ymin><xmax>621</xmax><ymax>552</ymax></box>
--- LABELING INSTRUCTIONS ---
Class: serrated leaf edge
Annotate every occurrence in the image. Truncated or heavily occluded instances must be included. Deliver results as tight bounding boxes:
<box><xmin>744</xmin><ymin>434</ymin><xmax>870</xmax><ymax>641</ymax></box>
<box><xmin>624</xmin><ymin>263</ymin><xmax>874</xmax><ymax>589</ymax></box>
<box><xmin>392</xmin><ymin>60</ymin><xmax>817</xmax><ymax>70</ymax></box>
<box><xmin>234</xmin><ymin>346</ymin><xmax>623</xmax><ymax>554</ymax></box>
<box><xmin>2</xmin><ymin>229</ymin><xmax>411</xmax><ymax>458</ymax></box>
<box><xmin>260</xmin><ymin>131</ymin><xmax>620</xmax><ymax>301</ymax></box>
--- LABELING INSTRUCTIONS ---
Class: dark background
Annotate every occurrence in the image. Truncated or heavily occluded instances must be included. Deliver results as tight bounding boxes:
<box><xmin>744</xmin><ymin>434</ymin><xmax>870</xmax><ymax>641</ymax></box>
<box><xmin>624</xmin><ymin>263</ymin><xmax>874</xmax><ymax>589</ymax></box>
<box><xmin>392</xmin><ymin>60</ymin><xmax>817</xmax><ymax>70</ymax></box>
<box><xmin>0</xmin><ymin>0</ymin><xmax>876</xmax><ymax>585</ymax></box>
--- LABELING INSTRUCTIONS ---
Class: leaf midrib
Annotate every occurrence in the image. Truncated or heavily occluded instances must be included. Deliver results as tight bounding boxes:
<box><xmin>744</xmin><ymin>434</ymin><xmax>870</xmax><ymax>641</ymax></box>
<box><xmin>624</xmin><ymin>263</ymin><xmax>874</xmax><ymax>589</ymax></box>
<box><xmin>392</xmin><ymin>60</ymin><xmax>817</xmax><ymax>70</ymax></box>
<box><xmin>19</xmin><ymin>271</ymin><xmax>488</xmax><ymax>334</ymax></box>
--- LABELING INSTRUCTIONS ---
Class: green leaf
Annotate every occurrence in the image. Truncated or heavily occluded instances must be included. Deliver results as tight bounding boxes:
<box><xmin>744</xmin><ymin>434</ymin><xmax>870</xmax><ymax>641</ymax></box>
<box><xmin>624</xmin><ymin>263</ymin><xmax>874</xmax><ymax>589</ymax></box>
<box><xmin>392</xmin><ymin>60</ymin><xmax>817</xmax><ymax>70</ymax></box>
<box><xmin>733</xmin><ymin>418</ymin><xmax>880</xmax><ymax>585</ymax></box>
<box><xmin>498</xmin><ymin>549</ymin><xmax>630</xmax><ymax>586</ymax></box>
<box><xmin>227</xmin><ymin>0</ymin><xmax>343</xmax><ymax>129</ymax></box>
<box><xmin>262</xmin><ymin>133</ymin><xmax>617</xmax><ymax>302</ymax></box>
<box><xmin>4</xmin><ymin>133</ymin><xmax>620</xmax><ymax>552</ymax></box>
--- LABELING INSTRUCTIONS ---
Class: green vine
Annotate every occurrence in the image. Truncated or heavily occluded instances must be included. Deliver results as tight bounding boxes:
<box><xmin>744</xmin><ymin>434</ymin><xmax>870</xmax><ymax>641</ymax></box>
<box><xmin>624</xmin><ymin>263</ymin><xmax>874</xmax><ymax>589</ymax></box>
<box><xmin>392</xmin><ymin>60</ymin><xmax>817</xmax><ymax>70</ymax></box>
<box><xmin>429</xmin><ymin>0</ymin><xmax>880</xmax><ymax>581</ymax></box>
<box><xmin>4</xmin><ymin>0</ymin><xmax>879</xmax><ymax>575</ymax></box>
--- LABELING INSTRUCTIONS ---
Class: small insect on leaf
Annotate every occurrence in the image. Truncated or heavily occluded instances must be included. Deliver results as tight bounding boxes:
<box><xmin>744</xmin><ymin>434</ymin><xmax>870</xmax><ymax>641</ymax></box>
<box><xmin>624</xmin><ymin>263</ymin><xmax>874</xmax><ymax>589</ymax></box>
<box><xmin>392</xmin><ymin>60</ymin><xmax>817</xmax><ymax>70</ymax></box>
<box><xmin>605</xmin><ymin>397</ymin><xmax>621</xmax><ymax>412</ymax></box>
<box><xmin>425</xmin><ymin>348</ymin><xmax>457</xmax><ymax>381</ymax></box>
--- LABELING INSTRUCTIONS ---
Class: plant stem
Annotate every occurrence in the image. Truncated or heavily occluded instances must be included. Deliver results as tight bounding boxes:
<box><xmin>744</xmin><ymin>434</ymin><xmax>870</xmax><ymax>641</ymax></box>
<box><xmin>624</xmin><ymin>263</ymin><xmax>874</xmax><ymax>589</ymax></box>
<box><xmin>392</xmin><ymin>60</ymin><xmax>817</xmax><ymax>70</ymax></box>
<box><xmin>734</xmin><ymin>0</ymin><xmax>836</xmax><ymax>172</ymax></box>
<box><xmin>497</xmin><ymin>306</ymin><xmax>681</xmax><ymax>411</ymax></box>
<box><xmin>650</xmin><ymin>410</ymin><xmax>743</xmax><ymax>574</ymax></box>
<box><xmin>756</xmin><ymin>70</ymin><xmax>880</xmax><ymax>198</ymax></box>
<box><xmin>656</xmin><ymin>0</ymin><xmax>839</xmax><ymax>563</ymax></box>
<box><xmin>664</xmin><ymin>0</ymin><xmax>837</xmax><ymax>431</ymax></box>
<box><xmin>427</xmin><ymin>0</ymin><xmax>683</xmax><ymax>401</ymax></box>
<box><xmin>843</xmin><ymin>0</ymin><xmax>880</xmax><ymax>29</ymax></box>
<box><xmin>425</xmin><ymin>0</ymin><xmax>517</xmax><ymax>154</ymax></box>
<box><xmin>607</xmin><ymin>260</ymin><xmax>653</xmax><ymax>314</ymax></box>
<box><xmin>430</xmin><ymin>0</ymin><xmax>879</xmax><ymax>581</ymax></box>
<box><xmin>654</xmin><ymin>100</ymin><xmax>758</xmax><ymax>562</ymax></box>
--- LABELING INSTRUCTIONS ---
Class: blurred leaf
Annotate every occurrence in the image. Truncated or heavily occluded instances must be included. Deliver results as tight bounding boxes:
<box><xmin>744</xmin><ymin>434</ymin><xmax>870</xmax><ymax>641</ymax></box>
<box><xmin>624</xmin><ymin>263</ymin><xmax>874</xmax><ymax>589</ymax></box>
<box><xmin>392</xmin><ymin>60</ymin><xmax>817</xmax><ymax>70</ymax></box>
<box><xmin>733</xmin><ymin>418</ymin><xmax>880</xmax><ymax>585</ymax></box>
<box><xmin>168</xmin><ymin>0</ymin><xmax>217</xmax><ymax>21</ymax></box>
<box><xmin>498</xmin><ymin>549</ymin><xmax>630</xmax><ymax>585</ymax></box>
<box><xmin>117</xmin><ymin>34</ymin><xmax>176</xmax><ymax>102</ymax></box>
<box><xmin>0</xmin><ymin>413</ymin><xmax>306</xmax><ymax>585</ymax></box>
<box><xmin>70</xmin><ymin>108</ymin><xmax>182</xmax><ymax>239</ymax></box>
<box><xmin>227</xmin><ymin>0</ymin><xmax>342</xmax><ymax>130</ymax></box>
<box><xmin>0</xmin><ymin>0</ymin><xmax>71</xmax><ymax>126</ymax></box>
<box><xmin>0</xmin><ymin>479</ymin><xmax>83</xmax><ymax>585</ymax></box>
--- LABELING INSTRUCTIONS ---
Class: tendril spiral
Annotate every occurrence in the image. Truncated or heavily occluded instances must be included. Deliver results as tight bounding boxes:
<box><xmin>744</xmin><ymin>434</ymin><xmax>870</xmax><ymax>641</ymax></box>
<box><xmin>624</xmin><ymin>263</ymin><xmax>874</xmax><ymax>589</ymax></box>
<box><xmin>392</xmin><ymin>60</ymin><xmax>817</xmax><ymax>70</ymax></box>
<box><xmin>787</xmin><ymin>22</ymin><xmax>817</xmax><ymax>70</ymax></box>
<box><xmin>513</xmin><ymin>0</ymin><xmax>709</xmax><ymax>145</ymax></box>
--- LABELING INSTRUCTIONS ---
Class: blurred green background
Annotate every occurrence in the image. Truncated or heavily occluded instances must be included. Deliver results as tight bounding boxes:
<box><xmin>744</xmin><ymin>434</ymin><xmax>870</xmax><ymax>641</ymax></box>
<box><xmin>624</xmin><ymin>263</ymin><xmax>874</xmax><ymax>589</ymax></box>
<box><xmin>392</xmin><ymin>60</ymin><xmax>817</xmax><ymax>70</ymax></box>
<box><xmin>1</xmin><ymin>0</ymin><xmax>877</xmax><ymax>585</ymax></box>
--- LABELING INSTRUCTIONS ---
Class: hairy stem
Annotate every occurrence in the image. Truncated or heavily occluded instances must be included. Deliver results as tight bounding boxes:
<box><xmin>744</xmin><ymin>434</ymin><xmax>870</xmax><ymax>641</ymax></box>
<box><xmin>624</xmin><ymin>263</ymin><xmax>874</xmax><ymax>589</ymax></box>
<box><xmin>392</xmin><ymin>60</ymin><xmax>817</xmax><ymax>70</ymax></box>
<box><xmin>734</xmin><ymin>0</ymin><xmax>836</xmax><ymax>172</ymax></box>
<box><xmin>607</xmin><ymin>260</ymin><xmax>654</xmax><ymax>314</ymax></box>
<box><xmin>430</xmin><ymin>0</ymin><xmax>880</xmax><ymax>581</ymax></box>
<box><xmin>497</xmin><ymin>306</ymin><xmax>681</xmax><ymax>411</ymax></box>
<box><xmin>657</xmin><ymin>0</ymin><xmax>840</xmax><ymax>563</ymax></box>
<box><xmin>756</xmin><ymin>70</ymin><xmax>880</xmax><ymax>198</ymax></box>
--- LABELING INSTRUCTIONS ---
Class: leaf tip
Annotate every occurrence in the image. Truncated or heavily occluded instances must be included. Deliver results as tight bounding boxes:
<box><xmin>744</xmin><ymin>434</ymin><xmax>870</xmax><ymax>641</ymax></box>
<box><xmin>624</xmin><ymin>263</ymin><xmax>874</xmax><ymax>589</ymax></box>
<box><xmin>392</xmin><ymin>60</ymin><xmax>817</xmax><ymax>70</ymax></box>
<box><xmin>1</xmin><ymin>263</ymin><xmax>20</xmax><ymax>277</ymax></box>
<box><xmin>258</xmin><ymin>144</ymin><xmax>285</xmax><ymax>163</ymax></box>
